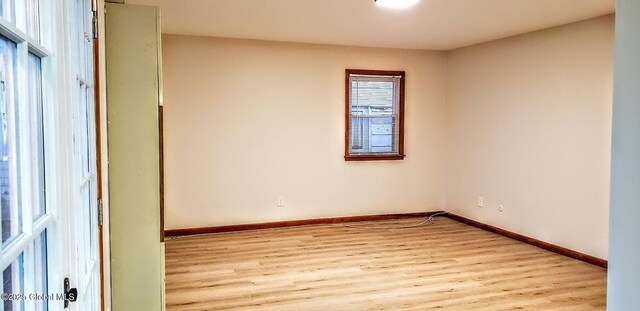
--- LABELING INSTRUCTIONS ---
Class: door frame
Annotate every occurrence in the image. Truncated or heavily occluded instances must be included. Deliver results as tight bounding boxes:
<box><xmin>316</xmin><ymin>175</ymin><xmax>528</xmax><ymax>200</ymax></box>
<box><xmin>94</xmin><ymin>0</ymin><xmax>111</xmax><ymax>310</ymax></box>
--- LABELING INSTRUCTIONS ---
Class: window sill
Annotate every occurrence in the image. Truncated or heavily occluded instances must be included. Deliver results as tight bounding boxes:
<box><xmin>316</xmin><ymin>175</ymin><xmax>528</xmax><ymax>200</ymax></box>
<box><xmin>344</xmin><ymin>155</ymin><xmax>406</xmax><ymax>161</ymax></box>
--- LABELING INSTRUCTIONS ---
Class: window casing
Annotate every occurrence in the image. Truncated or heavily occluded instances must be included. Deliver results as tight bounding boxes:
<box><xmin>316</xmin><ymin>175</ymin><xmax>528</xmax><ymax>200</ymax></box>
<box><xmin>345</xmin><ymin>69</ymin><xmax>405</xmax><ymax>161</ymax></box>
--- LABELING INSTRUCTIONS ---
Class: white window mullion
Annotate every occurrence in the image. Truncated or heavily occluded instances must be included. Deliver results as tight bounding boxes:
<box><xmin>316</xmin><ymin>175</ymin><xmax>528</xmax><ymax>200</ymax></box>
<box><xmin>41</xmin><ymin>23</ymin><xmax>64</xmax><ymax>311</ymax></box>
<box><xmin>23</xmin><ymin>242</ymin><xmax>35</xmax><ymax>310</ymax></box>
<box><xmin>0</xmin><ymin>284</ymin><xmax>4</xmax><ymax>311</ymax></box>
<box><xmin>16</xmin><ymin>40</ymin><xmax>33</xmax><ymax>242</ymax></box>
<box><xmin>0</xmin><ymin>232</ymin><xmax>30</xmax><ymax>268</ymax></box>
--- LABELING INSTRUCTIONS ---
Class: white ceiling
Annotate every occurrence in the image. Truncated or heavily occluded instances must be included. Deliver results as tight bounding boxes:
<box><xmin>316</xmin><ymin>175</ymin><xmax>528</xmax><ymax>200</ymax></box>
<box><xmin>127</xmin><ymin>0</ymin><xmax>615</xmax><ymax>50</ymax></box>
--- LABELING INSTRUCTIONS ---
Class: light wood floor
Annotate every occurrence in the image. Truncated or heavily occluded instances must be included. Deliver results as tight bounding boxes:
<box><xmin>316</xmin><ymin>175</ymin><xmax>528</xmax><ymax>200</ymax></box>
<box><xmin>165</xmin><ymin>217</ymin><xmax>607</xmax><ymax>310</ymax></box>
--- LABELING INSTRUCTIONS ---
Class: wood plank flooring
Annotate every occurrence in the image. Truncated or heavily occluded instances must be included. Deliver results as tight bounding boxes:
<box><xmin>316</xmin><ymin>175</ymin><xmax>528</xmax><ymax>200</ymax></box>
<box><xmin>165</xmin><ymin>217</ymin><xmax>607</xmax><ymax>310</ymax></box>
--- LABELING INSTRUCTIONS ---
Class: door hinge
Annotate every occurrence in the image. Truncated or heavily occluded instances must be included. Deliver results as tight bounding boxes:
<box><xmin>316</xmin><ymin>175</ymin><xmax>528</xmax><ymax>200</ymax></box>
<box><xmin>98</xmin><ymin>198</ymin><xmax>103</xmax><ymax>225</ymax></box>
<box><xmin>91</xmin><ymin>0</ymin><xmax>99</xmax><ymax>40</ymax></box>
<box><xmin>92</xmin><ymin>13</ymin><xmax>98</xmax><ymax>39</ymax></box>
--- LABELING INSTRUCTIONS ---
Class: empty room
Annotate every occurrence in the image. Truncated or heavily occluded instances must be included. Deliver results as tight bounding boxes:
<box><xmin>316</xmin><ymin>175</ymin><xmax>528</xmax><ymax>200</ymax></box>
<box><xmin>107</xmin><ymin>0</ymin><xmax>637</xmax><ymax>310</ymax></box>
<box><xmin>2</xmin><ymin>0</ymin><xmax>640</xmax><ymax>310</ymax></box>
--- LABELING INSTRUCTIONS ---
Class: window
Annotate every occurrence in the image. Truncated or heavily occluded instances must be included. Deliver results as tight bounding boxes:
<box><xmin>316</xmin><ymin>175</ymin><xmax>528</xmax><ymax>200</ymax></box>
<box><xmin>345</xmin><ymin>69</ymin><xmax>405</xmax><ymax>161</ymax></box>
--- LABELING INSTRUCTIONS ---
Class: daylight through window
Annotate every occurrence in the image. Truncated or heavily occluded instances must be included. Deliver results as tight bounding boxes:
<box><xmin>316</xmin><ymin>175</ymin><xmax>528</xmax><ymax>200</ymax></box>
<box><xmin>345</xmin><ymin>69</ymin><xmax>405</xmax><ymax>161</ymax></box>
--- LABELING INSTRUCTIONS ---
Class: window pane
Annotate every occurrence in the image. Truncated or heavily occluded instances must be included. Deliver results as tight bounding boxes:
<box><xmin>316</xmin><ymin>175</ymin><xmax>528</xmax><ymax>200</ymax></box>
<box><xmin>0</xmin><ymin>0</ymin><xmax>16</xmax><ymax>25</ymax></box>
<box><xmin>81</xmin><ymin>185</ymin><xmax>89</xmax><ymax>273</ymax></box>
<box><xmin>348</xmin><ymin>76</ymin><xmax>400</xmax><ymax>155</ymax></box>
<box><xmin>76</xmin><ymin>0</ymin><xmax>88</xmax><ymax>76</ymax></box>
<box><xmin>29</xmin><ymin>53</ymin><xmax>45</xmax><ymax>219</ymax></box>
<box><xmin>2</xmin><ymin>254</ymin><xmax>24</xmax><ymax>311</ymax></box>
<box><xmin>349</xmin><ymin>116</ymin><xmax>398</xmax><ymax>154</ymax></box>
<box><xmin>350</xmin><ymin>80</ymin><xmax>395</xmax><ymax>116</ymax></box>
<box><xmin>33</xmin><ymin>231</ymin><xmax>48</xmax><ymax>311</ymax></box>
<box><xmin>78</xmin><ymin>83</ymin><xmax>89</xmax><ymax>175</ymax></box>
<box><xmin>0</xmin><ymin>35</ymin><xmax>21</xmax><ymax>244</ymax></box>
<box><xmin>26</xmin><ymin>0</ymin><xmax>41</xmax><ymax>42</ymax></box>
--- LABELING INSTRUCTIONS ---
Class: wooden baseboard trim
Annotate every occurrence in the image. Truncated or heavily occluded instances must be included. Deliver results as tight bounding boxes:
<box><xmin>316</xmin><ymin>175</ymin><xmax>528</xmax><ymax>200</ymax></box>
<box><xmin>444</xmin><ymin>213</ymin><xmax>608</xmax><ymax>268</ymax></box>
<box><xmin>164</xmin><ymin>211</ymin><xmax>607</xmax><ymax>269</ymax></box>
<box><xmin>165</xmin><ymin>211</ymin><xmax>440</xmax><ymax>237</ymax></box>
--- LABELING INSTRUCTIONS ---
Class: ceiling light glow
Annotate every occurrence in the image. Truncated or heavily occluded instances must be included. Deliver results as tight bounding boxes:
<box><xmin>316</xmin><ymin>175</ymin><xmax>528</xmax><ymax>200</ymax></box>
<box><xmin>375</xmin><ymin>0</ymin><xmax>420</xmax><ymax>9</ymax></box>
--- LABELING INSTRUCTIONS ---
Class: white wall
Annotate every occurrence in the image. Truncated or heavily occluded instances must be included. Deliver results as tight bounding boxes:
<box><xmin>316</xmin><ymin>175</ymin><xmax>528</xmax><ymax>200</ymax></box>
<box><xmin>444</xmin><ymin>15</ymin><xmax>614</xmax><ymax>259</ymax></box>
<box><xmin>608</xmin><ymin>1</ymin><xmax>640</xmax><ymax>309</ymax></box>
<box><xmin>162</xmin><ymin>35</ymin><xmax>447</xmax><ymax>229</ymax></box>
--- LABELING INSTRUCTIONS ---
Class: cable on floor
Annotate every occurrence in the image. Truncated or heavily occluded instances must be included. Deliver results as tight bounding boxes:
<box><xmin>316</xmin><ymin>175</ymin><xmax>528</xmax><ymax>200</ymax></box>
<box><xmin>167</xmin><ymin>211</ymin><xmax>451</xmax><ymax>240</ymax></box>
<box><xmin>343</xmin><ymin>211</ymin><xmax>449</xmax><ymax>230</ymax></box>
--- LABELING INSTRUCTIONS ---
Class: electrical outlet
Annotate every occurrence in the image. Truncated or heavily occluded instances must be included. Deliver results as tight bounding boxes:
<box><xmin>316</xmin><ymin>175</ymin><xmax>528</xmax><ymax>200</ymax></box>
<box><xmin>277</xmin><ymin>196</ymin><xmax>285</xmax><ymax>207</ymax></box>
<box><xmin>499</xmin><ymin>204</ymin><xmax>504</xmax><ymax>212</ymax></box>
<box><xmin>478</xmin><ymin>196</ymin><xmax>484</xmax><ymax>208</ymax></box>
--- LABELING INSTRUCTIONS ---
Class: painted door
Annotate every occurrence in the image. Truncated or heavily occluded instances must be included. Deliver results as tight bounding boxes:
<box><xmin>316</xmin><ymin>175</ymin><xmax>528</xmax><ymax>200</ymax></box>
<box><xmin>68</xmin><ymin>0</ymin><xmax>101</xmax><ymax>309</ymax></box>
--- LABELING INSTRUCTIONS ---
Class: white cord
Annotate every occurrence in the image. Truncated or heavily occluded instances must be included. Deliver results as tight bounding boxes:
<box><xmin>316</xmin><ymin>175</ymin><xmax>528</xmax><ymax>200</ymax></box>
<box><xmin>344</xmin><ymin>211</ymin><xmax>449</xmax><ymax>230</ymax></box>
<box><xmin>167</xmin><ymin>211</ymin><xmax>451</xmax><ymax>240</ymax></box>
<box><xmin>167</xmin><ymin>234</ymin><xmax>208</xmax><ymax>241</ymax></box>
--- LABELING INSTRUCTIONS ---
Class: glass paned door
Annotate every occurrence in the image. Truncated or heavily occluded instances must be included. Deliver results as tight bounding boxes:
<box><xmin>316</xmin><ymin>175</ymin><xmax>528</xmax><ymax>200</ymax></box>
<box><xmin>0</xmin><ymin>1</ymin><xmax>102</xmax><ymax>310</ymax></box>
